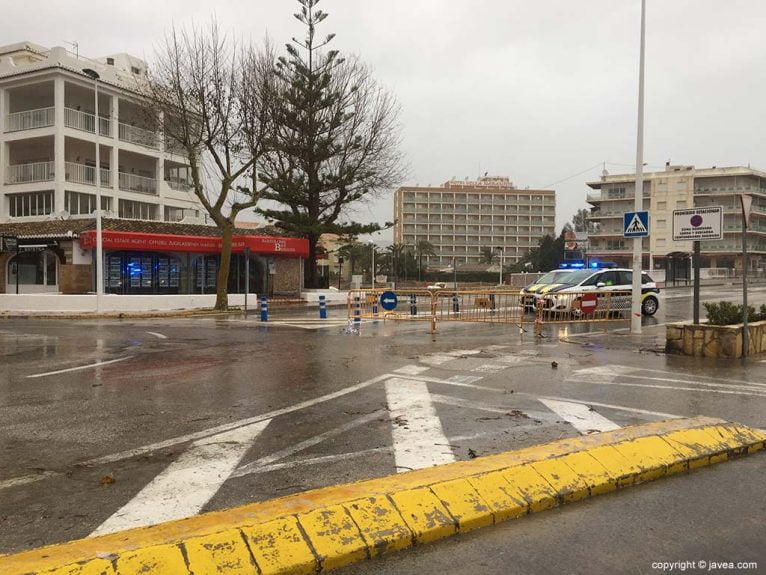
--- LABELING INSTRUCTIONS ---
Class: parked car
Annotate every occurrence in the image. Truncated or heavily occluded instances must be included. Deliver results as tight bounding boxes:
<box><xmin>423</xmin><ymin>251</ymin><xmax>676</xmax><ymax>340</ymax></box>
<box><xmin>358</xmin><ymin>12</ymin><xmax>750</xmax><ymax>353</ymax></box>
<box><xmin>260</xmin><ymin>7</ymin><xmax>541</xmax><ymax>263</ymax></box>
<box><xmin>540</xmin><ymin>268</ymin><xmax>660</xmax><ymax>316</ymax></box>
<box><xmin>426</xmin><ymin>282</ymin><xmax>448</xmax><ymax>290</ymax></box>
<box><xmin>519</xmin><ymin>269</ymin><xmax>576</xmax><ymax>310</ymax></box>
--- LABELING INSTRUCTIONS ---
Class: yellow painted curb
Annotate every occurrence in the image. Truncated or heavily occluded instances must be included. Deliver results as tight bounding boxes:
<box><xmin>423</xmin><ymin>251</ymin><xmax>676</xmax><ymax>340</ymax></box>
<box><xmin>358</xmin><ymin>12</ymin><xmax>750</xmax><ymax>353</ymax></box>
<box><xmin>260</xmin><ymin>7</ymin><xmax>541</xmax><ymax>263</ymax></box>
<box><xmin>1</xmin><ymin>417</ymin><xmax>764</xmax><ymax>574</ymax></box>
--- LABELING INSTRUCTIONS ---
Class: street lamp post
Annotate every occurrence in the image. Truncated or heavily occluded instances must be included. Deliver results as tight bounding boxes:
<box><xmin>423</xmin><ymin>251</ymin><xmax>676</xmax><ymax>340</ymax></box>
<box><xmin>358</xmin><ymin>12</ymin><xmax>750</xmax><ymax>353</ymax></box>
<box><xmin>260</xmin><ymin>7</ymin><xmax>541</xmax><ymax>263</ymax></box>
<box><xmin>83</xmin><ymin>68</ymin><xmax>103</xmax><ymax>313</ymax></box>
<box><xmin>370</xmin><ymin>242</ymin><xmax>376</xmax><ymax>290</ymax></box>
<box><xmin>495</xmin><ymin>247</ymin><xmax>504</xmax><ymax>286</ymax></box>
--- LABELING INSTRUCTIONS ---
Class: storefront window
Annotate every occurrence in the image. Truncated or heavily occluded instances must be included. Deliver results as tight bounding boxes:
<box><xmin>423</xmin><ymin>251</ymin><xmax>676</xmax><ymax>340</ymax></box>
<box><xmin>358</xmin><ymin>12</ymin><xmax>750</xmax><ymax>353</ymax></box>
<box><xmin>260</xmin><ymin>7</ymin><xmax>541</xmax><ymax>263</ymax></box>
<box><xmin>7</xmin><ymin>251</ymin><xmax>58</xmax><ymax>287</ymax></box>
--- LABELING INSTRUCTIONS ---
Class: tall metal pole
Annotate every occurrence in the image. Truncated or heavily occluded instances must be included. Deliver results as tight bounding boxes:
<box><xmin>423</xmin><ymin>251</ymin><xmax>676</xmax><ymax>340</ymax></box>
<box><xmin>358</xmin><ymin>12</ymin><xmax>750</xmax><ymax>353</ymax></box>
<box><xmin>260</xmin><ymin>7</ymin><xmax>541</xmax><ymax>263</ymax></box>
<box><xmin>631</xmin><ymin>0</ymin><xmax>647</xmax><ymax>334</ymax></box>
<box><xmin>742</xmin><ymin>225</ymin><xmax>749</xmax><ymax>358</ymax></box>
<box><xmin>371</xmin><ymin>242</ymin><xmax>375</xmax><ymax>290</ymax></box>
<box><xmin>244</xmin><ymin>247</ymin><xmax>250</xmax><ymax>314</ymax></box>
<box><xmin>692</xmin><ymin>240</ymin><xmax>700</xmax><ymax>324</ymax></box>
<box><xmin>497</xmin><ymin>248</ymin><xmax>503</xmax><ymax>285</ymax></box>
<box><xmin>94</xmin><ymin>79</ymin><xmax>103</xmax><ymax>313</ymax></box>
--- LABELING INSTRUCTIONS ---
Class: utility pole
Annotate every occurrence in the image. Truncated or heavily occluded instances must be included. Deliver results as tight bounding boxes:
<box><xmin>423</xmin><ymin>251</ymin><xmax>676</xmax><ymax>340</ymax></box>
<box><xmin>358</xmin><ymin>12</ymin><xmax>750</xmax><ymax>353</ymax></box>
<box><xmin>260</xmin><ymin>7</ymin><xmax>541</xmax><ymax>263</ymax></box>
<box><xmin>631</xmin><ymin>0</ymin><xmax>647</xmax><ymax>334</ymax></box>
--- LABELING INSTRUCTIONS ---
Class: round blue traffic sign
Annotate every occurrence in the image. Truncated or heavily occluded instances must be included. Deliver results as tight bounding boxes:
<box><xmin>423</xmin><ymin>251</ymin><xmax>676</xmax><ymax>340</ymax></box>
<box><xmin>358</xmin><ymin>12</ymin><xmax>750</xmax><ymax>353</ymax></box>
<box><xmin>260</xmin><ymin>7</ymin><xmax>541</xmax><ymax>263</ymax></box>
<box><xmin>380</xmin><ymin>291</ymin><xmax>398</xmax><ymax>311</ymax></box>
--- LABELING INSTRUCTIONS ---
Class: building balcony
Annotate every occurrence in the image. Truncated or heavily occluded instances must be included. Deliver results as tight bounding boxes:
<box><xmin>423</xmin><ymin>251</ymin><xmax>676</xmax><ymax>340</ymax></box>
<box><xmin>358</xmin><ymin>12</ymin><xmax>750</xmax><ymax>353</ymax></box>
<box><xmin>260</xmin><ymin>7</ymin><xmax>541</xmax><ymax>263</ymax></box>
<box><xmin>165</xmin><ymin>177</ymin><xmax>193</xmax><ymax>191</ymax></box>
<box><xmin>5</xmin><ymin>161</ymin><xmax>54</xmax><ymax>184</ymax></box>
<box><xmin>119</xmin><ymin>172</ymin><xmax>157</xmax><ymax>195</ymax></box>
<box><xmin>64</xmin><ymin>108</ymin><xmax>111</xmax><ymax>137</ymax></box>
<box><xmin>65</xmin><ymin>162</ymin><xmax>112</xmax><ymax>187</ymax></box>
<box><xmin>119</xmin><ymin>123</ymin><xmax>159</xmax><ymax>149</ymax></box>
<box><xmin>5</xmin><ymin>107</ymin><xmax>55</xmax><ymax>132</ymax></box>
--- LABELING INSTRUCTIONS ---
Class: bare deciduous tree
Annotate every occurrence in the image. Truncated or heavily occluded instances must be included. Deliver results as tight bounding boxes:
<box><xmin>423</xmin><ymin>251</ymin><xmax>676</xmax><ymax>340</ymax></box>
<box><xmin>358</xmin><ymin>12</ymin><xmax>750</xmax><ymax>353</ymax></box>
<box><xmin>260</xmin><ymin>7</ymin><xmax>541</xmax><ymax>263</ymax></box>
<box><xmin>142</xmin><ymin>22</ymin><xmax>274</xmax><ymax>310</ymax></box>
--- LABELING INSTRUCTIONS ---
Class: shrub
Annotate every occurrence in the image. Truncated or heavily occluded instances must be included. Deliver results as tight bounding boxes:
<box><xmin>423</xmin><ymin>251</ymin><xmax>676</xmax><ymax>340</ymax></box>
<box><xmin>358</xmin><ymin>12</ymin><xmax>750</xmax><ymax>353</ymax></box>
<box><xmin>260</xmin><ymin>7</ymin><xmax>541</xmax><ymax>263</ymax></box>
<box><xmin>703</xmin><ymin>301</ymin><xmax>766</xmax><ymax>325</ymax></box>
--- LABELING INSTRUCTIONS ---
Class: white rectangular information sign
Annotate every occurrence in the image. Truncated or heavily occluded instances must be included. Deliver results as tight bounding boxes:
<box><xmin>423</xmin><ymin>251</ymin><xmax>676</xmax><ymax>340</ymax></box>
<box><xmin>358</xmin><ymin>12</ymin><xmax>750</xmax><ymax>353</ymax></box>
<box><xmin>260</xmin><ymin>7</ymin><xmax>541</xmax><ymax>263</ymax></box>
<box><xmin>672</xmin><ymin>207</ymin><xmax>723</xmax><ymax>241</ymax></box>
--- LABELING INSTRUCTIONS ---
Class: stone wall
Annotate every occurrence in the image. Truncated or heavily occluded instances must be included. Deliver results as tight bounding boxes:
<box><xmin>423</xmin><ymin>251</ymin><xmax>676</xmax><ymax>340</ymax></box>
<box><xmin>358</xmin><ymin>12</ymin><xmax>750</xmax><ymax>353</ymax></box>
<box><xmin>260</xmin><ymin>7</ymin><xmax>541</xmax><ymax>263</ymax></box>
<box><xmin>272</xmin><ymin>257</ymin><xmax>302</xmax><ymax>295</ymax></box>
<box><xmin>666</xmin><ymin>321</ymin><xmax>766</xmax><ymax>359</ymax></box>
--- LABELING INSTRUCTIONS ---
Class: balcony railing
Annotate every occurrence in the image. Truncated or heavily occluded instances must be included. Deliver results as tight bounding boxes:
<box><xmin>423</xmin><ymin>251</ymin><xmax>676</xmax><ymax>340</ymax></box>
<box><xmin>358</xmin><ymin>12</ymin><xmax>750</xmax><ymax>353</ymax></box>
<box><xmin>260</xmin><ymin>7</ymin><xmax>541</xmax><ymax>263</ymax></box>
<box><xmin>64</xmin><ymin>108</ymin><xmax>111</xmax><ymax>136</ymax></box>
<box><xmin>65</xmin><ymin>162</ymin><xmax>112</xmax><ymax>187</ymax></box>
<box><xmin>5</xmin><ymin>107</ymin><xmax>55</xmax><ymax>132</ymax></box>
<box><xmin>118</xmin><ymin>122</ymin><xmax>159</xmax><ymax>149</ymax></box>
<box><xmin>119</xmin><ymin>172</ymin><xmax>157</xmax><ymax>194</ymax></box>
<box><xmin>6</xmin><ymin>161</ymin><xmax>55</xmax><ymax>184</ymax></box>
<box><xmin>165</xmin><ymin>177</ymin><xmax>193</xmax><ymax>191</ymax></box>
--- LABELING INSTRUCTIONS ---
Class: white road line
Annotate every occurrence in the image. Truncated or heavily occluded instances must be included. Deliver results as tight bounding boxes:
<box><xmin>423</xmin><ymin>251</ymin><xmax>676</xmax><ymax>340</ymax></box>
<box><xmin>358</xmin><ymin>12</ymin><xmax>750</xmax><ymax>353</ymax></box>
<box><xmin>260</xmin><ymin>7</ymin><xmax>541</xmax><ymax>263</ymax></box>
<box><xmin>26</xmin><ymin>356</ymin><xmax>133</xmax><ymax>379</ymax></box>
<box><xmin>535</xmin><ymin>395</ymin><xmax>681</xmax><ymax>420</ymax></box>
<box><xmin>445</xmin><ymin>375</ymin><xmax>484</xmax><ymax>384</ymax></box>
<box><xmin>233</xmin><ymin>411</ymin><xmax>383</xmax><ymax>478</ymax></box>
<box><xmin>445</xmin><ymin>349</ymin><xmax>483</xmax><ymax>356</ymax></box>
<box><xmin>419</xmin><ymin>354</ymin><xmax>455</xmax><ymax>366</ymax></box>
<box><xmin>90</xmin><ymin>419</ymin><xmax>271</xmax><ymax>536</ymax></box>
<box><xmin>430</xmin><ymin>394</ymin><xmax>560</xmax><ymax>423</ymax></box>
<box><xmin>538</xmin><ymin>399</ymin><xmax>621</xmax><ymax>434</ymax></box>
<box><xmin>86</xmin><ymin>374</ymin><xmax>391</xmax><ymax>466</ymax></box>
<box><xmin>385</xmin><ymin>377</ymin><xmax>455</xmax><ymax>471</ymax></box>
<box><xmin>145</xmin><ymin>331</ymin><xmax>168</xmax><ymax>339</ymax></box>
<box><xmin>393</xmin><ymin>365</ymin><xmax>431</xmax><ymax>376</ymax></box>
<box><xmin>572</xmin><ymin>366</ymin><xmax>766</xmax><ymax>393</ymax></box>
<box><xmin>484</xmin><ymin>345</ymin><xmax>510</xmax><ymax>351</ymax></box>
<box><xmin>577</xmin><ymin>364</ymin><xmax>766</xmax><ymax>389</ymax></box>
<box><xmin>0</xmin><ymin>471</ymin><xmax>58</xmax><ymax>490</ymax></box>
<box><xmin>471</xmin><ymin>364</ymin><xmax>506</xmax><ymax>373</ymax></box>
<box><xmin>566</xmin><ymin>378</ymin><xmax>766</xmax><ymax>398</ymax></box>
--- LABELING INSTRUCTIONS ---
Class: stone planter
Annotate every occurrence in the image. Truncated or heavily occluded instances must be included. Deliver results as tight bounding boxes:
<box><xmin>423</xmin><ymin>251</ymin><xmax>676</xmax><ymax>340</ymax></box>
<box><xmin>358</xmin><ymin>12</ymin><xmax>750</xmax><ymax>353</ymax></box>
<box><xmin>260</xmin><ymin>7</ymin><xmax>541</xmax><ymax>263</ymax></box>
<box><xmin>666</xmin><ymin>320</ymin><xmax>766</xmax><ymax>358</ymax></box>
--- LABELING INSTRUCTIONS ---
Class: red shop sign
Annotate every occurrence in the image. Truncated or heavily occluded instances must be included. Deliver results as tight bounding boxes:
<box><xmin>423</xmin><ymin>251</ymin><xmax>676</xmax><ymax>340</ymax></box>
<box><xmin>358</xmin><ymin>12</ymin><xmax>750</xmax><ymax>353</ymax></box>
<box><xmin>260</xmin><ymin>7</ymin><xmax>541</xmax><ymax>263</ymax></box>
<box><xmin>79</xmin><ymin>230</ymin><xmax>309</xmax><ymax>258</ymax></box>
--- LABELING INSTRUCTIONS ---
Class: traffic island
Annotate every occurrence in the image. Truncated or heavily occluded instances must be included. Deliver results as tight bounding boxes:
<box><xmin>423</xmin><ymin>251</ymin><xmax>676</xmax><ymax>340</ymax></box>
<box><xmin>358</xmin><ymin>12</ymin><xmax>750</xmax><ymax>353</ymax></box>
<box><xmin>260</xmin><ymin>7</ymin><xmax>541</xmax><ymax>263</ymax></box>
<box><xmin>1</xmin><ymin>417</ymin><xmax>764</xmax><ymax>575</ymax></box>
<box><xmin>666</xmin><ymin>320</ymin><xmax>766</xmax><ymax>358</ymax></box>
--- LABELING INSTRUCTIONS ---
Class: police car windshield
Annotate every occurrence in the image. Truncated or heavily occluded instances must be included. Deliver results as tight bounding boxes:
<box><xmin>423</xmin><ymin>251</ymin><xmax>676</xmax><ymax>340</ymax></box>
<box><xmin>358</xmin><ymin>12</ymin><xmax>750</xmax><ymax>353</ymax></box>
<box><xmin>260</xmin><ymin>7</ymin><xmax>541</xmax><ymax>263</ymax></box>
<box><xmin>561</xmin><ymin>270</ymin><xmax>599</xmax><ymax>285</ymax></box>
<box><xmin>534</xmin><ymin>270</ymin><xmax>572</xmax><ymax>284</ymax></box>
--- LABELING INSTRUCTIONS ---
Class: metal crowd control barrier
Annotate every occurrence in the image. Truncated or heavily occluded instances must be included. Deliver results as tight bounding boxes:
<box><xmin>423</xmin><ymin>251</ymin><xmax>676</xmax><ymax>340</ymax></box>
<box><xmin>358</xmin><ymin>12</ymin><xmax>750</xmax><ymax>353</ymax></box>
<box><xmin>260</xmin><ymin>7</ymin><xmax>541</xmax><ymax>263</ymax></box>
<box><xmin>347</xmin><ymin>288</ymin><xmax>633</xmax><ymax>334</ymax></box>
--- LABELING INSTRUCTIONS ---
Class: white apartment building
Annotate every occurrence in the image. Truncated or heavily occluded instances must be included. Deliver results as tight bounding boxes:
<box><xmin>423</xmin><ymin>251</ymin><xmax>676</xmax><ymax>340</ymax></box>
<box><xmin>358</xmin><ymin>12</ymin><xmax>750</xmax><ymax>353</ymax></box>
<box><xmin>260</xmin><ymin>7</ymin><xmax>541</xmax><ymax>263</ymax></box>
<box><xmin>393</xmin><ymin>177</ymin><xmax>556</xmax><ymax>266</ymax></box>
<box><xmin>0</xmin><ymin>41</ymin><xmax>202</xmax><ymax>224</ymax></box>
<box><xmin>587</xmin><ymin>164</ymin><xmax>766</xmax><ymax>272</ymax></box>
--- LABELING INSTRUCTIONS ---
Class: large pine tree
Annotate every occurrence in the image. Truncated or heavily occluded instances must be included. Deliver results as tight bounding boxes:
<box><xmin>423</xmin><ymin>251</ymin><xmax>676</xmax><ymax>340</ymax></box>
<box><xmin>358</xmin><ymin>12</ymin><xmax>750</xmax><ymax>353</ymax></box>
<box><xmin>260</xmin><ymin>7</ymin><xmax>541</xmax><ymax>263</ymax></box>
<box><xmin>257</xmin><ymin>0</ymin><xmax>405</xmax><ymax>288</ymax></box>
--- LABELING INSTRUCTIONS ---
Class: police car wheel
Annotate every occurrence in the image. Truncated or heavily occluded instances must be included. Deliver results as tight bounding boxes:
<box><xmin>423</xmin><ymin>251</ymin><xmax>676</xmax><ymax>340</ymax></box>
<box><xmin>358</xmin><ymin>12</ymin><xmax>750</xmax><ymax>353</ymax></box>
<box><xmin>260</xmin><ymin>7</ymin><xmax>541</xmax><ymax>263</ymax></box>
<box><xmin>642</xmin><ymin>296</ymin><xmax>658</xmax><ymax>316</ymax></box>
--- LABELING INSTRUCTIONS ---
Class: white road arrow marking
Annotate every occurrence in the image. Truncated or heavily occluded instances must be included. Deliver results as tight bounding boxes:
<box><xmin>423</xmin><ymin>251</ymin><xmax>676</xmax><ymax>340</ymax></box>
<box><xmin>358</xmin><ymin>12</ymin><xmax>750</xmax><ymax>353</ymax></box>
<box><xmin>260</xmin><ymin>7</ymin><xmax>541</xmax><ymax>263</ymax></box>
<box><xmin>90</xmin><ymin>419</ymin><xmax>270</xmax><ymax>536</ymax></box>
<box><xmin>385</xmin><ymin>377</ymin><xmax>455</xmax><ymax>471</ymax></box>
<box><xmin>539</xmin><ymin>398</ymin><xmax>621</xmax><ymax>434</ymax></box>
<box><xmin>26</xmin><ymin>356</ymin><xmax>132</xmax><ymax>379</ymax></box>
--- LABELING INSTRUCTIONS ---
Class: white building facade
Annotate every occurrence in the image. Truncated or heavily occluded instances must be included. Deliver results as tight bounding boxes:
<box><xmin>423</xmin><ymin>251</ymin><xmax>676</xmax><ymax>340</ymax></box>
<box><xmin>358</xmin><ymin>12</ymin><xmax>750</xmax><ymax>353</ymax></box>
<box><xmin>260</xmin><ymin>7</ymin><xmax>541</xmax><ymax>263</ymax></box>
<box><xmin>393</xmin><ymin>177</ymin><xmax>556</xmax><ymax>266</ymax></box>
<box><xmin>0</xmin><ymin>41</ymin><xmax>202</xmax><ymax>225</ymax></box>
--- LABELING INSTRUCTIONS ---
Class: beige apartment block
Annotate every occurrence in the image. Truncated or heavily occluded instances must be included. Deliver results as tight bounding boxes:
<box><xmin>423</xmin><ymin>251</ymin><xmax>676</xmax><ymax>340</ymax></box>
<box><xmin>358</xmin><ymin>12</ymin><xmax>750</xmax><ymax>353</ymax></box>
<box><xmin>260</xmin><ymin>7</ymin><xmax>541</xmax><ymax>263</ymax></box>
<box><xmin>0</xmin><ymin>41</ymin><xmax>204</xmax><ymax>224</ymax></box>
<box><xmin>587</xmin><ymin>164</ymin><xmax>766</xmax><ymax>272</ymax></box>
<box><xmin>393</xmin><ymin>176</ymin><xmax>556</xmax><ymax>266</ymax></box>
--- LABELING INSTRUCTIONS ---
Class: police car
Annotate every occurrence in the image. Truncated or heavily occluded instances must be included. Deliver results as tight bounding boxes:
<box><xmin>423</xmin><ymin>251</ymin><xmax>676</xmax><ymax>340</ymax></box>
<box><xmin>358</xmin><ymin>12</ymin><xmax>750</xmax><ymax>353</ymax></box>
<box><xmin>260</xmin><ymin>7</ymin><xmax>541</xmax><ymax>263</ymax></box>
<box><xmin>540</xmin><ymin>268</ymin><xmax>660</xmax><ymax>316</ymax></box>
<box><xmin>520</xmin><ymin>269</ymin><xmax>576</xmax><ymax>310</ymax></box>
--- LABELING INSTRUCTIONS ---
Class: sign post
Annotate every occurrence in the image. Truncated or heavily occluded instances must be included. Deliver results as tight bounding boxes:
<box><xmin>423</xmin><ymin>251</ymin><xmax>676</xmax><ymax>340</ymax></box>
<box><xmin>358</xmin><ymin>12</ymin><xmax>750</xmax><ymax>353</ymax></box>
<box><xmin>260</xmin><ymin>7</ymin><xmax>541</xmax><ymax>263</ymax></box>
<box><xmin>623</xmin><ymin>210</ymin><xmax>650</xmax><ymax>333</ymax></box>
<box><xmin>740</xmin><ymin>195</ymin><xmax>753</xmax><ymax>358</ymax></box>
<box><xmin>672</xmin><ymin>207</ymin><xmax>723</xmax><ymax>325</ymax></box>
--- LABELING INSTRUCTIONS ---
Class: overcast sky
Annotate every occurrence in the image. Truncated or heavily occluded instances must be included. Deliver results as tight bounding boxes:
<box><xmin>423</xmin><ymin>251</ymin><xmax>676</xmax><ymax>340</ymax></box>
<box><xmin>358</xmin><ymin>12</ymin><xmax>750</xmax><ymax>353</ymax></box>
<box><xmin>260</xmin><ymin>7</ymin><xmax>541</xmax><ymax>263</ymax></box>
<box><xmin>4</xmin><ymin>1</ymin><xmax>766</xmax><ymax>241</ymax></box>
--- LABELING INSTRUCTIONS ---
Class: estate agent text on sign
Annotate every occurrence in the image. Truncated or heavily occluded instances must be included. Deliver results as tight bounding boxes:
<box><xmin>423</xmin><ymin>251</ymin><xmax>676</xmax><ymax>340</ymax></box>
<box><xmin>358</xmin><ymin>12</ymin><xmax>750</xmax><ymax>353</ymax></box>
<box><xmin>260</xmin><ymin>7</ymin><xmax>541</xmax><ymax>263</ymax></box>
<box><xmin>672</xmin><ymin>207</ymin><xmax>723</xmax><ymax>241</ymax></box>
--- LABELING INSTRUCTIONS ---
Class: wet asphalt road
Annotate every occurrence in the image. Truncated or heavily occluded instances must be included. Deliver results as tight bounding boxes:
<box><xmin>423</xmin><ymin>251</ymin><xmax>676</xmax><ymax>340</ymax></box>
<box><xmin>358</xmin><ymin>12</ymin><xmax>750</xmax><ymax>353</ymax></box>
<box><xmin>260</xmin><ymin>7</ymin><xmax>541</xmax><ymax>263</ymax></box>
<box><xmin>0</xmin><ymin>283</ymin><xmax>765</xmax><ymax>571</ymax></box>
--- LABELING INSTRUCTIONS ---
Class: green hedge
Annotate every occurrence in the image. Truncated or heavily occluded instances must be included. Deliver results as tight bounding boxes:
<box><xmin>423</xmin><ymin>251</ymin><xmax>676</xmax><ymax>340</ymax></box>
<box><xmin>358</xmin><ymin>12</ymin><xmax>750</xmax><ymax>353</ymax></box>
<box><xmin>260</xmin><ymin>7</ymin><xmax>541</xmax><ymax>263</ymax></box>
<box><xmin>703</xmin><ymin>301</ymin><xmax>766</xmax><ymax>325</ymax></box>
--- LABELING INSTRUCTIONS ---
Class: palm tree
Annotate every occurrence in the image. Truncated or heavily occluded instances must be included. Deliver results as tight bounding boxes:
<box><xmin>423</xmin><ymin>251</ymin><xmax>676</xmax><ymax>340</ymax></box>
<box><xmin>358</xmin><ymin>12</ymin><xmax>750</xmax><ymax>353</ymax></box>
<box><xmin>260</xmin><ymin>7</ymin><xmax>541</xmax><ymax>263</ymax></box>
<box><xmin>415</xmin><ymin>239</ymin><xmax>436</xmax><ymax>282</ymax></box>
<box><xmin>480</xmin><ymin>246</ymin><xmax>497</xmax><ymax>265</ymax></box>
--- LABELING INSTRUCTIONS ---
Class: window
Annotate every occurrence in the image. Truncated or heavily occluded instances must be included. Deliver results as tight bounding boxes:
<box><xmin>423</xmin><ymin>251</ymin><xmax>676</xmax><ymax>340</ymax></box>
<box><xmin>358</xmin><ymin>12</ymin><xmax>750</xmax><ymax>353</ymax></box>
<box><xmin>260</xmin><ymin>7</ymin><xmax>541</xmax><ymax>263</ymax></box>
<box><xmin>8</xmin><ymin>191</ymin><xmax>54</xmax><ymax>217</ymax></box>
<box><xmin>106</xmin><ymin>57</ymin><xmax>114</xmax><ymax>65</ymax></box>
<box><xmin>131</xmin><ymin>66</ymin><xmax>141</xmax><ymax>75</ymax></box>
<box><xmin>65</xmin><ymin>191</ymin><xmax>111</xmax><ymax>215</ymax></box>
<box><xmin>7</xmin><ymin>251</ymin><xmax>57</xmax><ymax>286</ymax></box>
<box><xmin>165</xmin><ymin>206</ymin><xmax>199</xmax><ymax>222</ymax></box>
<box><xmin>657</xmin><ymin>201</ymin><xmax>667</xmax><ymax>210</ymax></box>
<box><xmin>606</xmin><ymin>239</ymin><xmax>626</xmax><ymax>250</ymax></box>
<box><xmin>607</xmin><ymin>187</ymin><xmax>626</xmax><ymax>199</ymax></box>
<box><xmin>676</xmin><ymin>200</ymin><xmax>687</xmax><ymax>208</ymax></box>
<box><xmin>119</xmin><ymin>199</ymin><xmax>158</xmax><ymax>220</ymax></box>
<box><xmin>617</xmin><ymin>271</ymin><xmax>633</xmax><ymax>285</ymax></box>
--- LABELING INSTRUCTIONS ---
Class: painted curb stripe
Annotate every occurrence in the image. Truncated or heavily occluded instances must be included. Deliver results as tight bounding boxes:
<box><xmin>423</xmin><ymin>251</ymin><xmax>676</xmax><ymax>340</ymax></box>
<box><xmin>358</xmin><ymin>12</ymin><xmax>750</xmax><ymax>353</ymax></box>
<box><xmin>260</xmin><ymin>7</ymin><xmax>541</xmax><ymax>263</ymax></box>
<box><xmin>2</xmin><ymin>417</ymin><xmax>764</xmax><ymax>575</ymax></box>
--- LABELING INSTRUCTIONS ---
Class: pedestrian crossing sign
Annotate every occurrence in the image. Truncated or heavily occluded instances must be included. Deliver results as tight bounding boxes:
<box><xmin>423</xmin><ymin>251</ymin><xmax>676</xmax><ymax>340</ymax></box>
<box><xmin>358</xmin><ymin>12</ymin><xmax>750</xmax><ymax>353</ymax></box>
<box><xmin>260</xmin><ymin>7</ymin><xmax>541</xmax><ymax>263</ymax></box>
<box><xmin>623</xmin><ymin>211</ymin><xmax>650</xmax><ymax>238</ymax></box>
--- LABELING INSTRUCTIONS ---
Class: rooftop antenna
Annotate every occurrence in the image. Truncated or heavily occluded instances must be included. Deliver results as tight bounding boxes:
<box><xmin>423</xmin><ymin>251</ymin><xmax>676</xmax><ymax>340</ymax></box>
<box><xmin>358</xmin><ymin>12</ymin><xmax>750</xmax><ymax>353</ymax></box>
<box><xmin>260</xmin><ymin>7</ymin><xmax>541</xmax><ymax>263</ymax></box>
<box><xmin>63</xmin><ymin>40</ymin><xmax>79</xmax><ymax>59</ymax></box>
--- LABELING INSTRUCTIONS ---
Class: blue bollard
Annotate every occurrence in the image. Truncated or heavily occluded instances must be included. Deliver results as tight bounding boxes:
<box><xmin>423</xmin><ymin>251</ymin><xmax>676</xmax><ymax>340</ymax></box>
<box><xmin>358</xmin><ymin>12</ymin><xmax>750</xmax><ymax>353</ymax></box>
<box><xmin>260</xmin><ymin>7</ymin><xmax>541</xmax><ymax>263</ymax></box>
<box><xmin>354</xmin><ymin>296</ymin><xmax>361</xmax><ymax>326</ymax></box>
<box><xmin>410</xmin><ymin>294</ymin><xmax>417</xmax><ymax>315</ymax></box>
<box><xmin>319</xmin><ymin>295</ymin><xmax>327</xmax><ymax>319</ymax></box>
<box><xmin>452</xmin><ymin>295</ymin><xmax>460</xmax><ymax>313</ymax></box>
<box><xmin>260</xmin><ymin>296</ymin><xmax>268</xmax><ymax>322</ymax></box>
<box><xmin>372</xmin><ymin>294</ymin><xmax>379</xmax><ymax>316</ymax></box>
<box><xmin>490</xmin><ymin>293</ymin><xmax>496</xmax><ymax>314</ymax></box>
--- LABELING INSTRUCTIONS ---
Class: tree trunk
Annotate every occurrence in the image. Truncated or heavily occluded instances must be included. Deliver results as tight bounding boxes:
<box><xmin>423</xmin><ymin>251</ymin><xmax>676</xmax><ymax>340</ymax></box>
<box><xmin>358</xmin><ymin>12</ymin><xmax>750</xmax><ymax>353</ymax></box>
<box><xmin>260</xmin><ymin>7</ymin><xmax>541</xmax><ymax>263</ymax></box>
<box><xmin>304</xmin><ymin>234</ymin><xmax>319</xmax><ymax>288</ymax></box>
<box><xmin>215</xmin><ymin>223</ymin><xmax>235</xmax><ymax>311</ymax></box>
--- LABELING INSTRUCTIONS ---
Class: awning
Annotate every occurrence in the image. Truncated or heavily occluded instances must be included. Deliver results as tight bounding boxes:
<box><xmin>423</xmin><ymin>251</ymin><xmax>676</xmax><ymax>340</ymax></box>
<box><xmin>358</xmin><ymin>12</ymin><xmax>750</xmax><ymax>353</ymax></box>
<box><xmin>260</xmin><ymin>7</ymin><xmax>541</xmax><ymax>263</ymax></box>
<box><xmin>79</xmin><ymin>230</ymin><xmax>309</xmax><ymax>258</ymax></box>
